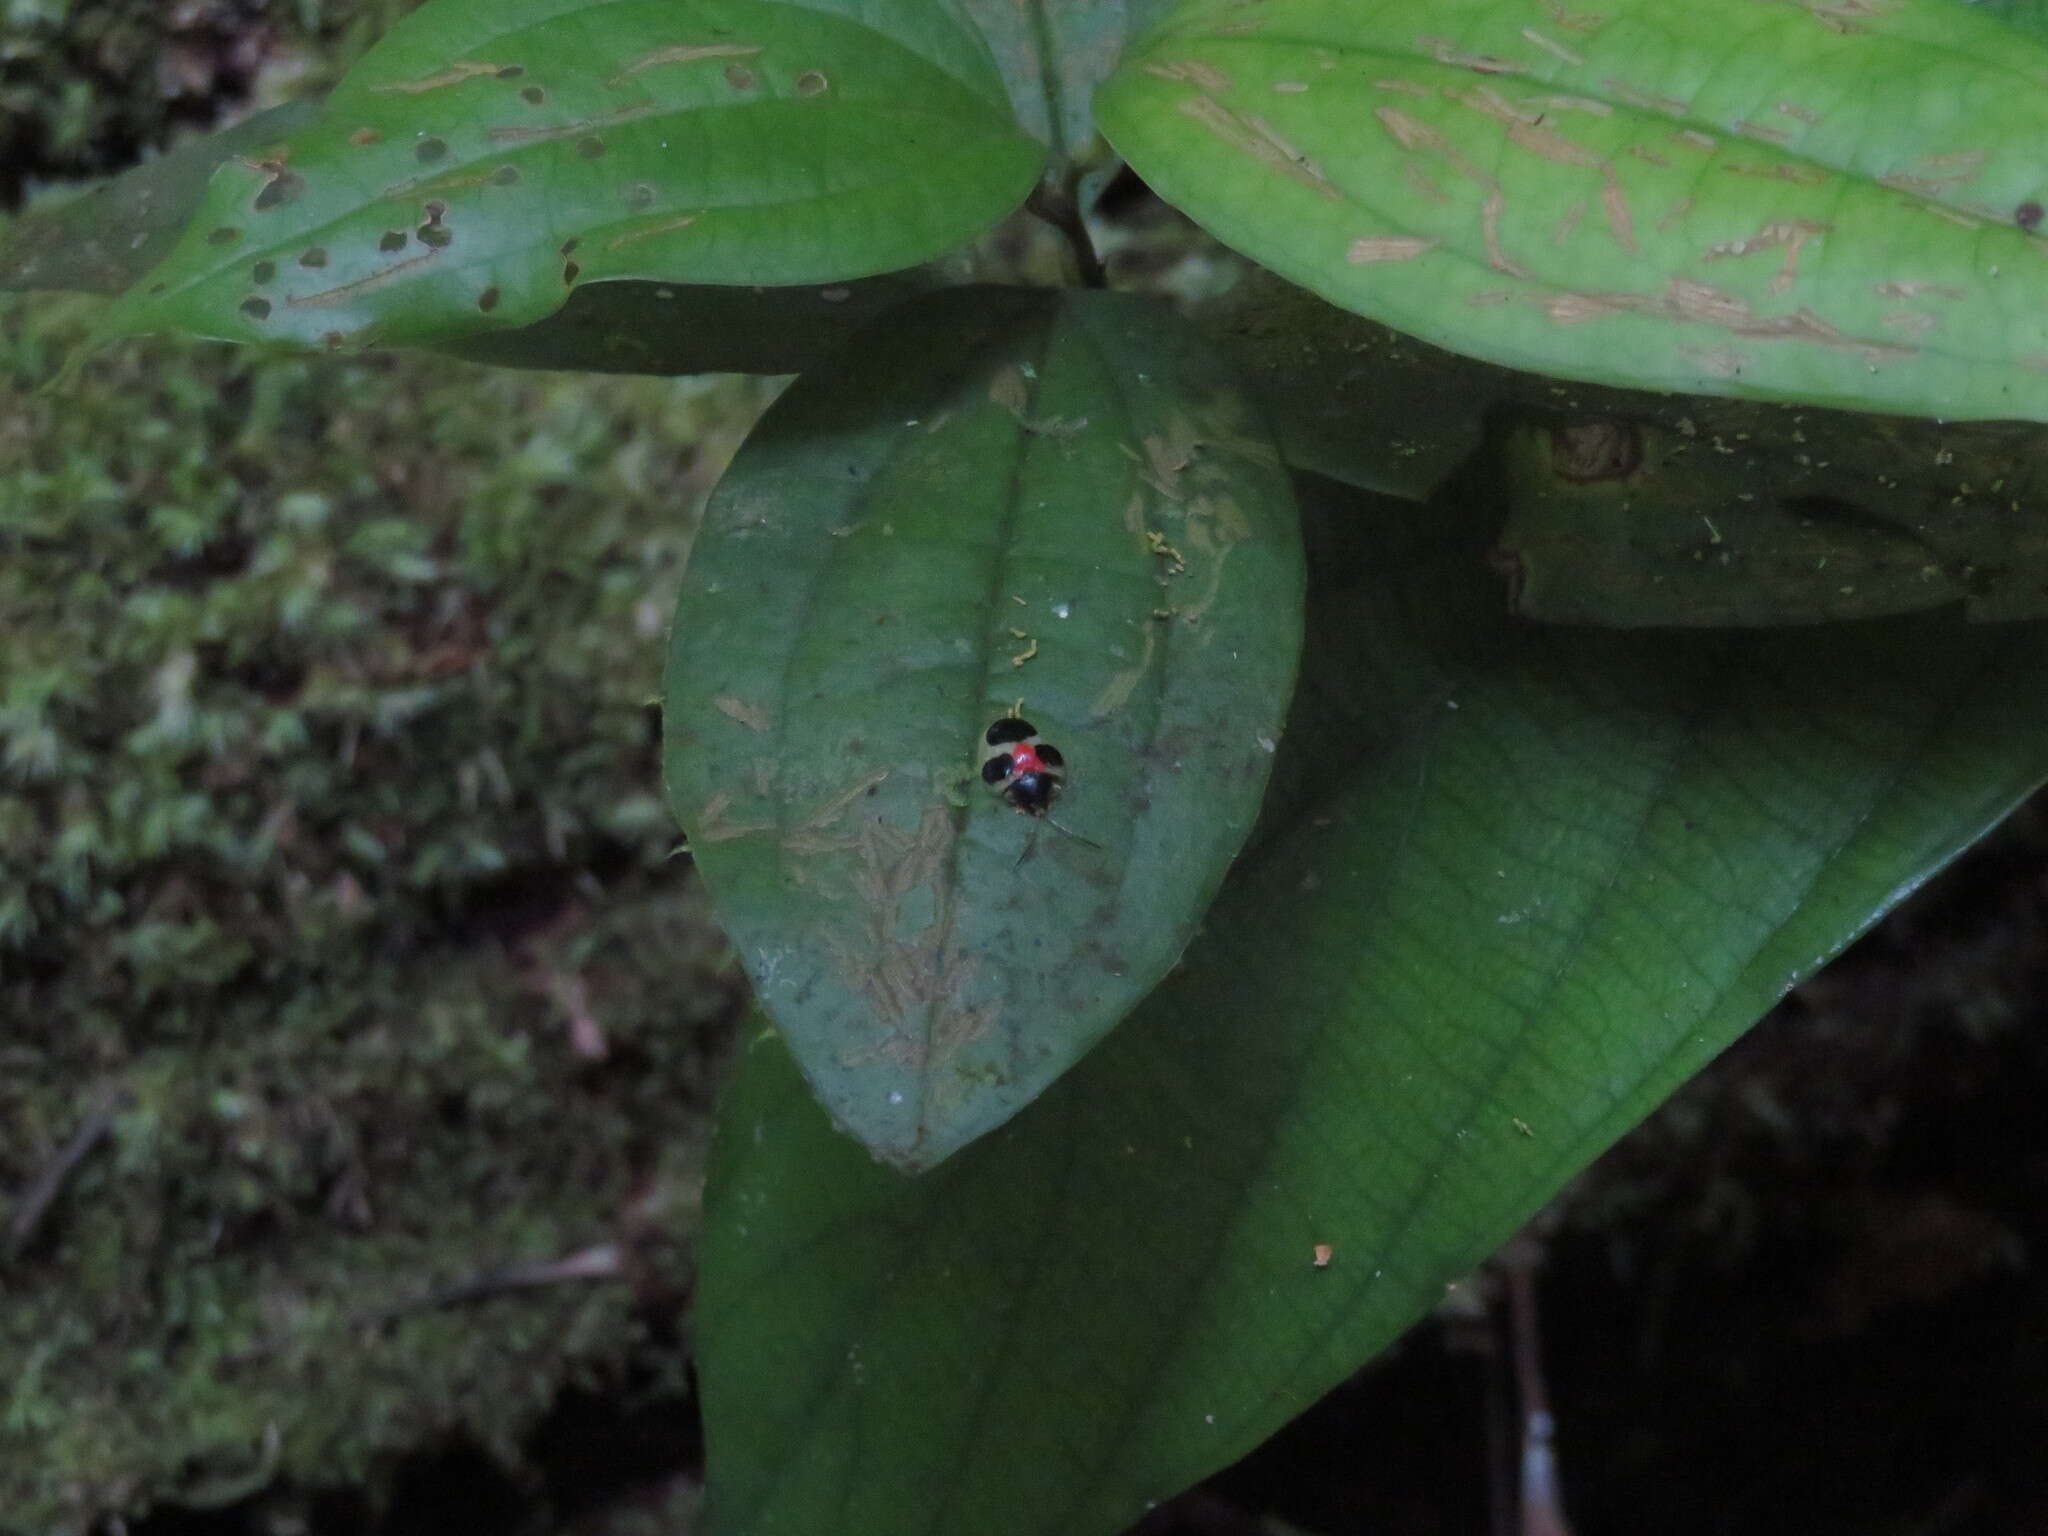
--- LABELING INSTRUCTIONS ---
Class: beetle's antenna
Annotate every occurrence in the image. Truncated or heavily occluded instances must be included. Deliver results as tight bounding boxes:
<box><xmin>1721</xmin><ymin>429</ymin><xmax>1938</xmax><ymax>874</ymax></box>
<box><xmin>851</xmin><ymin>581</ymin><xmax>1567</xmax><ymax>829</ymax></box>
<box><xmin>1045</xmin><ymin>815</ymin><xmax>1100</xmax><ymax>849</ymax></box>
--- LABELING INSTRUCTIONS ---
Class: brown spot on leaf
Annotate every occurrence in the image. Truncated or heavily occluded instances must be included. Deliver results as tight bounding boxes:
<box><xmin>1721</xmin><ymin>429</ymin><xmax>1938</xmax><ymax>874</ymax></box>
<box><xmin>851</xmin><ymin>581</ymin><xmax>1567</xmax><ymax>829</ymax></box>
<box><xmin>1519</xmin><ymin>25</ymin><xmax>1584</xmax><ymax>65</ymax></box>
<box><xmin>496</xmin><ymin>65</ymin><xmax>525</xmax><ymax>79</ymax></box>
<box><xmin>1347</xmin><ymin>235</ymin><xmax>1436</xmax><ymax>263</ymax></box>
<box><xmin>1182</xmin><ymin>96</ymin><xmax>1341</xmax><ymax>197</ymax></box>
<box><xmin>715</xmin><ymin>696</ymin><xmax>773</xmax><ymax>732</ymax></box>
<box><xmin>1417</xmin><ymin>33</ymin><xmax>1525</xmax><ymax>74</ymax></box>
<box><xmin>371</xmin><ymin>61</ymin><xmax>516</xmax><ymax>94</ymax></box>
<box><xmin>289</xmin><ymin>251</ymin><xmax>441</xmax><ymax>308</ymax></box>
<box><xmin>2019</xmin><ymin>201</ymin><xmax>2044</xmax><ymax>232</ymax></box>
<box><xmin>349</xmin><ymin>127</ymin><xmax>382</xmax><ymax>146</ymax></box>
<box><xmin>724</xmin><ymin>63</ymin><xmax>756</xmax><ymax>89</ymax></box>
<box><xmin>563</xmin><ymin>260</ymin><xmax>582</xmax><ymax>284</ymax></box>
<box><xmin>607</xmin><ymin>42</ymin><xmax>763</xmax><ymax>87</ymax></box>
<box><xmin>478</xmin><ymin>286</ymin><xmax>501</xmax><ymax>312</ymax></box>
<box><xmin>577</xmin><ymin>135</ymin><xmax>607</xmax><ymax>158</ymax></box>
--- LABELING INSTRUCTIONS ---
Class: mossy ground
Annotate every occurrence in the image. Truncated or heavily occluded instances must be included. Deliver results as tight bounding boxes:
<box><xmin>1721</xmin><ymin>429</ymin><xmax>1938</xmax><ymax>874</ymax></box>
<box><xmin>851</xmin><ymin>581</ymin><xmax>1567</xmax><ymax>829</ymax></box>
<box><xmin>0</xmin><ymin>290</ymin><xmax>764</xmax><ymax>1533</ymax></box>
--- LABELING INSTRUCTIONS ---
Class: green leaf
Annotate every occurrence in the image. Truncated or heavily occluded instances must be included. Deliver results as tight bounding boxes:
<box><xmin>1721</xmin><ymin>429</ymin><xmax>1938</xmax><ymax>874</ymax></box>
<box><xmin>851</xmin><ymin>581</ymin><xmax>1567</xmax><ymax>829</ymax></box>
<box><xmin>0</xmin><ymin>102</ymin><xmax>321</xmax><ymax>296</ymax></box>
<box><xmin>91</xmin><ymin>0</ymin><xmax>1044</xmax><ymax>350</ymax></box>
<box><xmin>959</xmin><ymin>0</ymin><xmax>1178</xmax><ymax>164</ymax></box>
<box><xmin>433</xmin><ymin>269</ymin><xmax>946</xmax><ymax>375</ymax></box>
<box><xmin>1100</xmin><ymin>0</ymin><xmax>2048</xmax><ymax>419</ymax></box>
<box><xmin>696</xmin><ymin>472</ymin><xmax>2048</xmax><ymax>1536</ymax></box>
<box><xmin>663</xmin><ymin>286</ymin><xmax>1304</xmax><ymax>1170</ymax></box>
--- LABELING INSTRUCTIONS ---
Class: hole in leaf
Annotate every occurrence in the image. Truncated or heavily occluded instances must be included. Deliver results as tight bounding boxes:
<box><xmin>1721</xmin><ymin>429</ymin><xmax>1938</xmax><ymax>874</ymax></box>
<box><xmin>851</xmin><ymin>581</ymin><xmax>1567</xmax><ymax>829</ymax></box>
<box><xmin>723</xmin><ymin>64</ymin><xmax>755</xmax><ymax>89</ymax></box>
<box><xmin>478</xmin><ymin>286</ymin><xmax>502</xmax><ymax>312</ymax></box>
<box><xmin>521</xmin><ymin>86</ymin><xmax>546</xmax><ymax>105</ymax></box>
<box><xmin>624</xmin><ymin>183</ymin><xmax>656</xmax><ymax>210</ymax></box>
<box><xmin>560</xmin><ymin>237</ymin><xmax>580</xmax><ymax>257</ymax></box>
<box><xmin>416</xmin><ymin>137</ymin><xmax>450</xmax><ymax>164</ymax></box>
<box><xmin>252</xmin><ymin>260</ymin><xmax>276</xmax><ymax>284</ymax></box>
<box><xmin>496</xmin><ymin>65</ymin><xmax>525</xmax><ymax>79</ymax></box>
<box><xmin>241</xmin><ymin>297</ymin><xmax>272</xmax><ymax>321</ymax></box>
<box><xmin>576</xmin><ymin>135</ymin><xmax>607</xmax><ymax>159</ymax></box>
<box><xmin>253</xmin><ymin>171</ymin><xmax>306</xmax><ymax>212</ymax></box>
<box><xmin>796</xmin><ymin>70</ymin><xmax>828</xmax><ymax>96</ymax></box>
<box><xmin>379</xmin><ymin>230</ymin><xmax>408</xmax><ymax>252</ymax></box>
<box><xmin>563</xmin><ymin>260</ymin><xmax>582</xmax><ymax>285</ymax></box>
<box><xmin>417</xmin><ymin>224</ymin><xmax>454</xmax><ymax>249</ymax></box>
<box><xmin>423</xmin><ymin>199</ymin><xmax>449</xmax><ymax>221</ymax></box>
<box><xmin>299</xmin><ymin>247</ymin><xmax>329</xmax><ymax>268</ymax></box>
<box><xmin>491</xmin><ymin>165</ymin><xmax>521</xmax><ymax>186</ymax></box>
<box><xmin>205</xmin><ymin>227</ymin><xmax>243</xmax><ymax>247</ymax></box>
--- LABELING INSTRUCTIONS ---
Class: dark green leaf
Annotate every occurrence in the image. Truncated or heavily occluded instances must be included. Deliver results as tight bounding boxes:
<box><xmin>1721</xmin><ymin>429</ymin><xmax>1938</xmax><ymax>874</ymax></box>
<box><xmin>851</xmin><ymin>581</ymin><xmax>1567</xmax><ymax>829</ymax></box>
<box><xmin>697</xmin><ymin>472</ymin><xmax>2048</xmax><ymax>1536</ymax></box>
<box><xmin>664</xmin><ymin>286</ymin><xmax>1303</xmax><ymax>1169</ymax></box>
<box><xmin>1491</xmin><ymin>416</ymin><xmax>2048</xmax><ymax>625</ymax></box>
<box><xmin>0</xmin><ymin>102</ymin><xmax>321</xmax><ymax>296</ymax></box>
<box><xmin>1101</xmin><ymin>0</ymin><xmax>2048</xmax><ymax>418</ymax></box>
<box><xmin>434</xmin><ymin>269</ymin><xmax>946</xmax><ymax>375</ymax></box>
<box><xmin>92</xmin><ymin>0</ymin><xmax>1043</xmax><ymax>350</ymax></box>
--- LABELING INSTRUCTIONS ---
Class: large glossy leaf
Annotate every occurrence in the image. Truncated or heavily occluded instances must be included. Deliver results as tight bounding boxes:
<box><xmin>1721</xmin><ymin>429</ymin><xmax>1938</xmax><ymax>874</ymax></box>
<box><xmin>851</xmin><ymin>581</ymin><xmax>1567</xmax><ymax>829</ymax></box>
<box><xmin>664</xmin><ymin>286</ymin><xmax>1303</xmax><ymax>1170</ymax></box>
<box><xmin>1101</xmin><ymin>0</ymin><xmax>2048</xmax><ymax>419</ymax></box>
<box><xmin>0</xmin><ymin>102</ymin><xmax>321</xmax><ymax>296</ymax></box>
<box><xmin>90</xmin><ymin>0</ymin><xmax>1043</xmax><ymax>351</ymax></box>
<box><xmin>696</xmin><ymin>472</ymin><xmax>2048</xmax><ymax>1535</ymax></box>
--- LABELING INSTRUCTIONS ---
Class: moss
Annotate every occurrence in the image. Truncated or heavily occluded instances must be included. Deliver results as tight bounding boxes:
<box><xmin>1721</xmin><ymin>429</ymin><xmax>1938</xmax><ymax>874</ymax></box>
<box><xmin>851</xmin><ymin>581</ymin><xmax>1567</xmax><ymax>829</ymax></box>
<box><xmin>0</xmin><ymin>293</ymin><xmax>759</xmax><ymax>1532</ymax></box>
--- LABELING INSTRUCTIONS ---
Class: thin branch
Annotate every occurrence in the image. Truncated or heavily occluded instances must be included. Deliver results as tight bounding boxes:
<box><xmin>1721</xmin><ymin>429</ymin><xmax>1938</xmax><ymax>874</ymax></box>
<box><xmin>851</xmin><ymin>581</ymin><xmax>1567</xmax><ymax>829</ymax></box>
<box><xmin>5</xmin><ymin>1088</ymin><xmax>131</xmax><ymax>1260</ymax></box>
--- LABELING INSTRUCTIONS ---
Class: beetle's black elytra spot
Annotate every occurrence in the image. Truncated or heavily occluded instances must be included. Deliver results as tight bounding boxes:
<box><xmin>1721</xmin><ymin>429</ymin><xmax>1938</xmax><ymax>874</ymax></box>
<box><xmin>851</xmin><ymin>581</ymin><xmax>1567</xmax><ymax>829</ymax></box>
<box><xmin>981</xmin><ymin>756</ymin><xmax>1014</xmax><ymax>785</ymax></box>
<box><xmin>985</xmin><ymin>717</ymin><xmax>1037</xmax><ymax>747</ymax></box>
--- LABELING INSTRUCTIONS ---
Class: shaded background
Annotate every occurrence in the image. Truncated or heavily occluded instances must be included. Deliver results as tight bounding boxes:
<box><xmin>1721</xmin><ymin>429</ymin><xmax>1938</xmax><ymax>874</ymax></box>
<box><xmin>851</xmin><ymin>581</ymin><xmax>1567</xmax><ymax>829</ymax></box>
<box><xmin>2</xmin><ymin>5</ymin><xmax>2045</xmax><ymax>1533</ymax></box>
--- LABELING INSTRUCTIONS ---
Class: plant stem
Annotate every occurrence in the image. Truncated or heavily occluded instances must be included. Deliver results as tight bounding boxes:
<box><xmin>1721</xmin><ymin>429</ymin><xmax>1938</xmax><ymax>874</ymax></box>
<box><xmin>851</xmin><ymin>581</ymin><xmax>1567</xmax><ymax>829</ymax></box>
<box><xmin>1028</xmin><ymin>180</ymin><xmax>1107</xmax><ymax>289</ymax></box>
